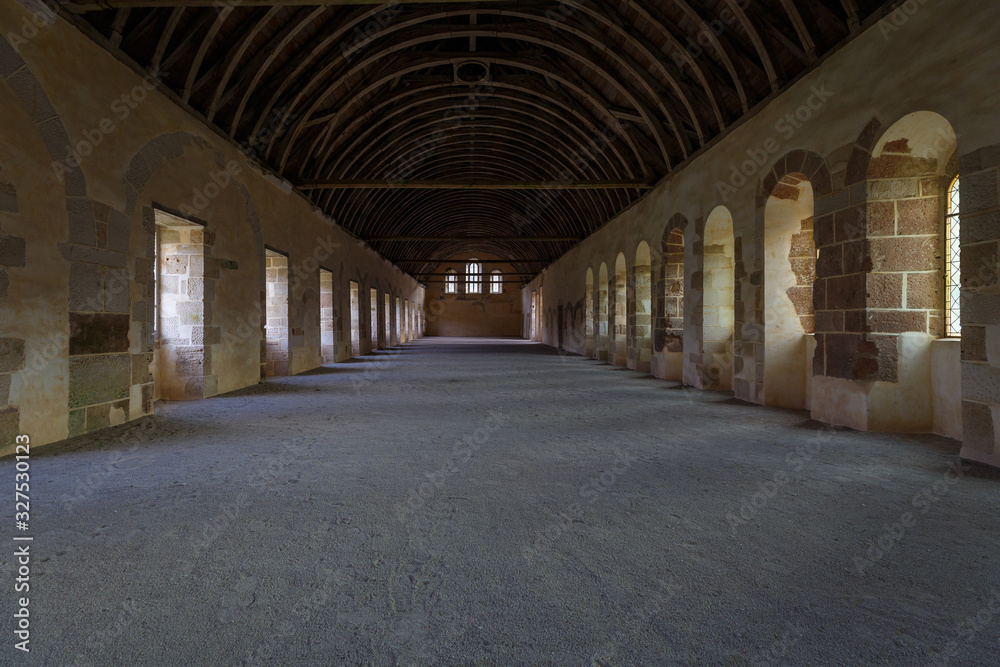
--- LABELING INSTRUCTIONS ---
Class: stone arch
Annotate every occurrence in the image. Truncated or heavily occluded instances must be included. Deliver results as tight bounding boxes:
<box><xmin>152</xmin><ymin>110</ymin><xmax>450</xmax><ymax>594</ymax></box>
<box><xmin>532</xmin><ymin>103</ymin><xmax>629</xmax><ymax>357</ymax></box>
<box><xmin>697</xmin><ymin>206</ymin><xmax>736</xmax><ymax>391</ymax></box>
<box><xmin>630</xmin><ymin>241</ymin><xmax>652</xmax><ymax>372</ymax></box>
<box><xmin>845</xmin><ymin>117</ymin><xmax>883</xmax><ymax>186</ymax></box>
<box><xmin>585</xmin><ymin>267</ymin><xmax>594</xmax><ymax>357</ymax></box>
<box><xmin>611</xmin><ymin>253</ymin><xmax>627</xmax><ymax>366</ymax></box>
<box><xmin>657</xmin><ymin>214</ymin><xmax>688</xmax><ymax>381</ymax></box>
<box><xmin>597</xmin><ymin>262</ymin><xmax>609</xmax><ymax>361</ymax></box>
<box><xmin>857</xmin><ymin>111</ymin><xmax>957</xmax><ymax>432</ymax></box>
<box><xmin>0</xmin><ymin>35</ymin><xmax>114</xmax><ymax>442</ymax></box>
<box><xmin>760</xmin><ymin>149</ymin><xmax>832</xmax><ymax>203</ymax></box>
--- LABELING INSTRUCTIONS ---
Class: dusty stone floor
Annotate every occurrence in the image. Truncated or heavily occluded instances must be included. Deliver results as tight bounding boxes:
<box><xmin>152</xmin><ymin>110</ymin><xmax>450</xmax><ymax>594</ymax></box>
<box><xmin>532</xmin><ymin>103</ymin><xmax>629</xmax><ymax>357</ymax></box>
<box><xmin>4</xmin><ymin>337</ymin><xmax>1000</xmax><ymax>666</ymax></box>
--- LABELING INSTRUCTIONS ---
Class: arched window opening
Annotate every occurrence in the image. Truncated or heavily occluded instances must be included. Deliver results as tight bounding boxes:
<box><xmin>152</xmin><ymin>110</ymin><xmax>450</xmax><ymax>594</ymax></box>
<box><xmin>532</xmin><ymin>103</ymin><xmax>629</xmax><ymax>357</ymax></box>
<box><xmin>632</xmin><ymin>243</ymin><xmax>652</xmax><ymax>373</ymax></box>
<box><xmin>444</xmin><ymin>269</ymin><xmax>457</xmax><ymax>294</ymax></box>
<box><xmin>612</xmin><ymin>253</ymin><xmax>627</xmax><ymax>366</ymax></box>
<box><xmin>467</xmin><ymin>260</ymin><xmax>482</xmax><ymax>293</ymax></box>
<box><xmin>946</xmin><ymin>176</ymin><xmax>961</xmax><ymax>336</ymax></box>
<box><xmin>490</xmin><ymin>270</ymin><xmax>502</xmax><ymax>294</ymax></box>
<box><xmin>585</xmin><ymin>268</ymin><xmax>594</xmax><ymax>357</ymax></box>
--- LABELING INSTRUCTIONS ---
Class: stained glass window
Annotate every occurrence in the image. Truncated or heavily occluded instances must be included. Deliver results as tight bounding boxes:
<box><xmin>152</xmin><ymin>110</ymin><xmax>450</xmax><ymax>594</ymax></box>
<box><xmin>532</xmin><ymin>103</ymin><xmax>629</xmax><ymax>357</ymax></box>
<box><xmin>945</xmin><ymin>177</ymin><xmax>961</xmax><ymax>336</ymax></box>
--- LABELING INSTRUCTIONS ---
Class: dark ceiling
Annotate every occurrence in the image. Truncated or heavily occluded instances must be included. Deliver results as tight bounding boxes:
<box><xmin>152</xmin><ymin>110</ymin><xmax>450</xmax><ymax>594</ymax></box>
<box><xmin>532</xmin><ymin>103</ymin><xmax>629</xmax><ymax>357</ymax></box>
<box><xmin>66</xmin><ymin>0</ymin><xmax>892</xmax><ymax>284</ymax></box>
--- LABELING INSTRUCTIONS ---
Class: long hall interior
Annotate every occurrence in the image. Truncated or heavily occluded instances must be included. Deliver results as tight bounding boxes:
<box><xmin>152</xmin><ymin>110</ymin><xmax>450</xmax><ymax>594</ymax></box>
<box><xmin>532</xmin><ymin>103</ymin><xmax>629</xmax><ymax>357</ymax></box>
<box><xmin>1</xmin><ymin>0</ymin><xmax>999</xmax><ymax>663</ymax></box>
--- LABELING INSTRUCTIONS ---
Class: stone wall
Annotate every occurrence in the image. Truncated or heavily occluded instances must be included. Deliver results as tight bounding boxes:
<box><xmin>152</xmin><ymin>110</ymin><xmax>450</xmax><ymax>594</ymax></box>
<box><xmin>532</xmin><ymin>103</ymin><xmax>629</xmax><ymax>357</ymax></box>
<box><xmin>523</xmin><ymin>0</ymin><xmax>1000</xmax><ymax>466</ymax></box>
<box><xmin>0</xmin><ymin>0</ymin><xmax>424</xmax><ymax>455</ymax></box>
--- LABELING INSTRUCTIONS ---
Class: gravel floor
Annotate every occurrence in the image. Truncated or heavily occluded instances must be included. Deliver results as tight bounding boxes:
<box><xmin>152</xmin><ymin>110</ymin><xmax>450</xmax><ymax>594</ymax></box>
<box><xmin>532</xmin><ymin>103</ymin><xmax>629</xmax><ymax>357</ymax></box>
<box><xmin>3</xmin><ymin>337</ymin><xmax>999</xmax><ymax>666</ymax></box>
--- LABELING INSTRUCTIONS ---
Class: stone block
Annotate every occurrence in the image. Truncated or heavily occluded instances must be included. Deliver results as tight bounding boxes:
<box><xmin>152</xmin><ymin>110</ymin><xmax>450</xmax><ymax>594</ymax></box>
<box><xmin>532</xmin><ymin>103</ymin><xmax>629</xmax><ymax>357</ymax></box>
<box><xmin>192</xmin><ymin>326</ymin><xmax>221</xmax><ymax>346</ymax></box>
<box><xmin>68</xmin><ymin>409</ymin><xmax>86</xmax><ymax>438</ymax></box>
<box><xmin>896</xmin><ymin>198</ymin><xmax>939</xmax><ymax>235</ymax></box>
<box><xmin>103</xmin><ymin>268</ymin><xmax>131</xmax><ymax>313</ymax></box>
<box><xmin>66</xmin><ymin>196</ymin><xmax>96</xmax><ymax>246</ymax></box>
<box><xmin>868</xmin><ymin>334</ymin><xmax>899</xmax><ymax>382</ymax></box>
<box><xmin>176</xmin><ymin>301</ymin><xmax>204</xmax><ymax>325</ymax></box>
<box><xmin>786</xmin><ymin>286</ymin><xmax>813</xmax><ymax>315</ymax></box>
<box><xmin>175</xmin><ymin>346</ymin><xmax>208</xmax><ymax>376</ymax></box>
<box><xmin>159</xmin><ymin>275</ymin><xmax>179</xmax><ymax>294</ymax></box>
<box><xmin>843</xmin><ymin>240</ymin><xmax>871</xmax><ymax>275</ymax></box>
<box><xmin>867</xmin><ymin>273</ymin><xmax>903</xmax><ymax>309</ymax></box>
<box><xmin>69</xmin><ymin>262</ymin><xmax>102</xmax><ymax>311</ymax></box>
<box><xmin>961</xmin><ymin>400</ymin><xmax>995</xmax><ymax>455</ymax></box>
<box><xmin>815</xmin><ymin>189</ymin><xmax>850</xmax><ymax>216</ymax></box>
<box><xmin>828</xmin><ymin>274</ymin><xmax>866</xmax><ymax>310</ymax></box>
<box><xmin>870</xmin><ymin>237</ymin><xmax>939</xmax><ymax>272</ymax></box>
<box><xmin>36</xmin><ymin>117</ymin><xmax>70</xmax><ymax>164</ymax></box>
<box><xmin>962</xmin><ymin>293</ymin><xmax>1000</xmax><ymax>326</ymax></box>
<box><xmin>0</xmin><ymin>373</ymin><xmax>9</xmax><ymax>407</ymax></box>
<box><xmin>69</xmin><ymin>312</ymin><xmax>130</xmax><ymax>356</ymax></box>
<box><xmin>868</xmin><ymin>178</ymin><xmax>919</xmax><ymax>201</ymax></box>
<box><xmin>86</xmin><ymin>403</ymin><xmax>111</xmax><ymax>432</ymax></box>
<box><xmin>834</xmin><ymin>205</ymin><xmax>866</xmax><ymax>242</ymax></box>
<box><xmin>0</xmin><ymin>234</ymin><xmax>26</xmax><ymax>268</ymax></box>
<box><xmin>867</xmin><ymin>201</ymin><xmax>895</xmax><ymax>237</ymax></box>
<box><xmin>0</xmin><ymin>34</ymin><xmax>22</xmax><ymax>78</ymax></box>
<box><xmin>0</xmin><ymin>269</ymin><xmax>7</xmax><ymax>299</ymax></box>
<box><xmin>5</xmin><ymin>68</ymin><xmax>56</xmax><ymax>123</ymax></box>
<box><xmin>961</xmin><ymin>170</ymin><xmax>1000</xmax><ymax>214</ymax></box>
<box><xmin>816</xmin><ymin>245</ymin><xmax>843</xmax><ymax>278</ymax></box>
<box><xmin>0</xmin><ymin>338</ymin><xmax>25</xmax><ymax>373</ymax></box>
<box><xmin>131</xmin><ymin>353</ymin><xmax>153</xmax><ymax>385</ymax></box>
<box><xmin>58</xmin><ymin>243</ymin><xmax>127</xmax><ymax>268</ymax></box>
<box><xmin>867</xmin><ymin>310</ymin><xmax>927</xmax><ymax>334</ymax></box>
<box><xmin>906</xmin><ymin>272</ymin><xmax>942</xmax><ymax>310</ymax></box>
<box><xmin>963</xmin><ymin>326</ymin><xmax>987</xmax><ymax>362</ymax></box>
<box><xmin>161</xmin><ymin>254</ymin><xmax>189</xmax><ymax>275</ymax></box>
<box><xmin>962</xmin><ymin>242</ymin><xmax>998</xmax><ymax>289</ymax></box>
<box><xmin>816</xmin><ymin>310</ymin><xmax>844</xmax><ymax>333</ymax></box>
<box><xmin>0</xmin><ymin>180</ymin><xmax>17</xmax><ymax>214</ymax></box>
<box><xmin>0</xmin><ymin>408</ymin><xmax>18</xmax><ymax>449</ymax></box>
<box><xmin>69</xmin><ymin>354</ymin><xmax>130</xmax><ymax>409</ymax></box>
<box><xmin>961</xmin><ymin>363</ymin><xmax>1000</xmax><ymax>404</ymax></box>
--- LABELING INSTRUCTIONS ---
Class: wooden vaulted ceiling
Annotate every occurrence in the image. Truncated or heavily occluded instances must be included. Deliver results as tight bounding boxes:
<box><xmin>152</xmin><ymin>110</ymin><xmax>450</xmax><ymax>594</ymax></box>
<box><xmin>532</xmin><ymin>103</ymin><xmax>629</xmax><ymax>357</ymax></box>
<box><xmin>67</xmin><ymin>0</ymin><xmax>891</xmax><ymax>284</ymax></box>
